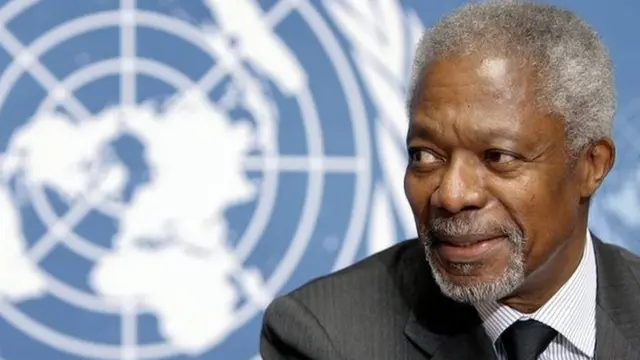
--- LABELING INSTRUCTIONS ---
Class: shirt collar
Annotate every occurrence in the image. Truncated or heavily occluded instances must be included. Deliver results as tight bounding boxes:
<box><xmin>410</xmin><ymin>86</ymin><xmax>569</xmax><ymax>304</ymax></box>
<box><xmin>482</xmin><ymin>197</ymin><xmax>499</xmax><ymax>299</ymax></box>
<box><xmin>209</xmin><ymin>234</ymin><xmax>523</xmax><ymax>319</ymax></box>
<box><xmin>474</xmin><ymin>232</ymin><xmax>597</xmax><ymax>357</ymax></box>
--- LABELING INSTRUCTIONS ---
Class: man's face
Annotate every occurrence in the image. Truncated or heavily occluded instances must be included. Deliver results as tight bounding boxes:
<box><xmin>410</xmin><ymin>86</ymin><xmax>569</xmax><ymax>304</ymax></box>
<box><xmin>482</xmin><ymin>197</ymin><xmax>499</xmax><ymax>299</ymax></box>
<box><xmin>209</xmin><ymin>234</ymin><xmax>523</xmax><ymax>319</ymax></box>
<box><xmin>405</xmin><ymin>54</ymin><xmax>585</xmax><ymax>304</ymax></box>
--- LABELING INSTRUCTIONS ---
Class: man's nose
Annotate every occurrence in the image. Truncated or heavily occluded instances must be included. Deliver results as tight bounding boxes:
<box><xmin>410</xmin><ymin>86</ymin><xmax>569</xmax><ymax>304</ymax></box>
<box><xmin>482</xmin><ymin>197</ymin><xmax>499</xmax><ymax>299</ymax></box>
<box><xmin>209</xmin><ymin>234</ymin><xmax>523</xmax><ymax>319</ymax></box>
<box><xmin>430</xmin><ymin>155</ymin><xmax>487</xmax><ymax>214</ymax></box>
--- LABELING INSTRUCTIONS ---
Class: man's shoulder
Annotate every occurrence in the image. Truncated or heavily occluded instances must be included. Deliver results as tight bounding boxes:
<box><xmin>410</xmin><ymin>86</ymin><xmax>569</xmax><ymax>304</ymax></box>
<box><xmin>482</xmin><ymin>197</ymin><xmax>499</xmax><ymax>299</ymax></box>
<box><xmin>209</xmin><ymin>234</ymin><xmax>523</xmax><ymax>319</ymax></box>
<box><xmin>260</xmin><ymin>239</ymin><xmax>431</xmax><ymax>358</ymax></box>
<box><xmin>595</xmin><ymin>237</ymin><xmax>640</xmax><ymax>279</ymax></box>
<box><xmin>263</xmin><ymin>238</ymin><xmax>426</xmax><ymax>329</ymax></box>
<box><xmin>600</xmin><ymin>240</ymin><xmax>640</xmax><ymax>262</ymax></box>
<box><xmin>287</xmin><ymin>238</ymin><xmax>421</xmax><ymax>307</ymax></box>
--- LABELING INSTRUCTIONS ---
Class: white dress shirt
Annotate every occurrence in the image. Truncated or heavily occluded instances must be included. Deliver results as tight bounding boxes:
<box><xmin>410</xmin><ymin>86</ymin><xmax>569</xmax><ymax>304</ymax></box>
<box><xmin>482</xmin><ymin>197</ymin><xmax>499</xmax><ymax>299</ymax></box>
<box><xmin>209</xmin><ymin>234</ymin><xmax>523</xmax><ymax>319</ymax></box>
<box><xmin>475</xmin><ymin>232</ymin><xmax>597</xmax><ymax>359</ymax></box>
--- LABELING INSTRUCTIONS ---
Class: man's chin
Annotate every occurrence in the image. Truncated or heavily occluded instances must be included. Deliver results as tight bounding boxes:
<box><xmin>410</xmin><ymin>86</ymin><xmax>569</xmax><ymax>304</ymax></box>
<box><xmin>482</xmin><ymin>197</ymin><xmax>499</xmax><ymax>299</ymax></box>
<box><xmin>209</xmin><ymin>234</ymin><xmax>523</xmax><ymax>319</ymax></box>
<box><xmin>426</xmin><ymin>256</ymin><xmax>525</xmax><ymax>304</ymax></box>
<box><xmin>434</xmin><ymin>264</ymin><xmax>497</xmax><ymax>291</ymax></box>
<box><xmin>430</xmin><ymin>247</ymin><xmax>495</xmax><ymax>278</ymax></box>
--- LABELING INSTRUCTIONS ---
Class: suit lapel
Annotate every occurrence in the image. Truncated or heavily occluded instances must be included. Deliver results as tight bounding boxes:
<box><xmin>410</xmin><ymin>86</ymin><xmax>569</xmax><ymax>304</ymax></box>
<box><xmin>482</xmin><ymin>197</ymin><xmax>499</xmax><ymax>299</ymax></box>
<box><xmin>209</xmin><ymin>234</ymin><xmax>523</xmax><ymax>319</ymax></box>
<box><xmin>595</xmin><ymin>310</ymin><xmax>638</xmax><ymax>359</ymax></box>
<box><xmin>405</xmin><ymin>312</ymin><xmax>497</xmax><ymax>360</ymax></box>
<box><xmin>399</xmin><ymin>240</ymin><xmax>497</xmax><ymax>359</ymax></box>
<box><xmin>592</xmin><ymin>235</ymin><xmax>640</xmax><ymax>359</ymax></box>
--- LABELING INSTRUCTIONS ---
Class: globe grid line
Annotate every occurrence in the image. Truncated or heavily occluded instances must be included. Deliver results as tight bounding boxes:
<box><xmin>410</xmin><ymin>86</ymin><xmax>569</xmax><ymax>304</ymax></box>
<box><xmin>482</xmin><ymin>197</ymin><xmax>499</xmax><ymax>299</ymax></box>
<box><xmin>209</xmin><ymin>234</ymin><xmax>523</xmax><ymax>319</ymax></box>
<box><xmin>0</xmin><ymin>26</ymin><xmax>92</xmax><ymax>121</ymax></box>
<box><xmin>27</xmin><ymin>192</ymin><xmax>95</xmax><ymax>263</ymax></box>
<box><xmin>119</xmin><ymin>1</ymin><xmax>138</xmax><ymax>356</ymax></box>
<box><xmin>265</xmin><ymin>0</ymin><xmax>301</xmax><ymax>27</ymax></box>
<box><xmin>243</xmin><ymin>154</ymin><xmax>365</xmax><ymax>173</ymax></box>
<box><xmin>120</xmin><ymin>0</ymin><xmax>136</xmax><ymax>109</ymax></box>
<box><xmin>121</xmin><ymin>299</ymin><xmax>137</xmax><ymax>360</ymax></box>
<box><xmin>0</xmin><ymin>0</ymin><xmax>38</xmax><ymax>24</ymax></box>
<box><xmin>0</xmin><ymin>0</ymin><xmax>373</xmax><ymax>359</ymax></box>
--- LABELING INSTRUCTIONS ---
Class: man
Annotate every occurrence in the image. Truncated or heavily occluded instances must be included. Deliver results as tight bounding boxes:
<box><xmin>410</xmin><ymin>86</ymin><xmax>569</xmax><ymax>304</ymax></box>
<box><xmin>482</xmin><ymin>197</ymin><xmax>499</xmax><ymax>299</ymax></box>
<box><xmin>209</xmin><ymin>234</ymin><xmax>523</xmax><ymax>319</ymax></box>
<box><xmin>260</xmin><ymin>2</ymin><xmax>640</xmax><ymax>359</ymax></box>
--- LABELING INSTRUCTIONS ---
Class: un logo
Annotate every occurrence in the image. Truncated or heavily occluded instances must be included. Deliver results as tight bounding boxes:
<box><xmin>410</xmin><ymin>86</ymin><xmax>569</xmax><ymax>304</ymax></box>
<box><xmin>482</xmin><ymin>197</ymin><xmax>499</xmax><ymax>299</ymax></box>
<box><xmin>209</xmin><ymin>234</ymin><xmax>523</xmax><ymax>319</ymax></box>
<box><xmin>0</xmin><ymin>0</ymin><xmax>422</xmax><ymax>358</ymax></box>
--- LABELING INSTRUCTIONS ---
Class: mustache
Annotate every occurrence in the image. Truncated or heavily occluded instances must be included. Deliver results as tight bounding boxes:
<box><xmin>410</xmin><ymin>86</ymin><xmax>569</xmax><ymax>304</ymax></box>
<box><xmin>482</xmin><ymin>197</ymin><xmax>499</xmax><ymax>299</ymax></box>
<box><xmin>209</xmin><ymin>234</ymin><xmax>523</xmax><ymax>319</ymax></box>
<box><xmin>422</xmin><ymin>214</ymin><xmax>522</xmax><ymax>244</ymax></box>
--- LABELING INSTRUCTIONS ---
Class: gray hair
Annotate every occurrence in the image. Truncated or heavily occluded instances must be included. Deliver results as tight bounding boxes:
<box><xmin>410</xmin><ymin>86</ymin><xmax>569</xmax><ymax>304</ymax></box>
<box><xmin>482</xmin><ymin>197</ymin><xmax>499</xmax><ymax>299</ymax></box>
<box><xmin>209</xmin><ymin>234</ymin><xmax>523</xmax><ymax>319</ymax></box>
<box><xmin>406</xmin><ymin>1</ymin><xmax>615</xmax><ymax>155</ymax></box>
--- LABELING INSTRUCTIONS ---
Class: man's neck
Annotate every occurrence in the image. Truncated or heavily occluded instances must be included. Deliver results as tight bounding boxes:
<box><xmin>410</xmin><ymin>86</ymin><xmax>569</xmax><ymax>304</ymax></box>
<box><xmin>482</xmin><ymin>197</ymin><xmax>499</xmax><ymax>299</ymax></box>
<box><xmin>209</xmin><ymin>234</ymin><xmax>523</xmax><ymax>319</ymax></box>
<box><xmin>499</xmin><ymin>229</ymin><xmax>588</xmax><ymax>314</ymax></box>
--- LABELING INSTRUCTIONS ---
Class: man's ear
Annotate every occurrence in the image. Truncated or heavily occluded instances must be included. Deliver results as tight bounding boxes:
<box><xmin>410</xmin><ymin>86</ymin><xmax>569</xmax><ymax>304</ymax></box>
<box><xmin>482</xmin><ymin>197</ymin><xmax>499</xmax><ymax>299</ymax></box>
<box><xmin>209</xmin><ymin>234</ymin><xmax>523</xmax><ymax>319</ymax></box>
<box><xmin>578</xmin><ymin>137</ymin><xmax>615</xmax><ymax>198</ymax></box>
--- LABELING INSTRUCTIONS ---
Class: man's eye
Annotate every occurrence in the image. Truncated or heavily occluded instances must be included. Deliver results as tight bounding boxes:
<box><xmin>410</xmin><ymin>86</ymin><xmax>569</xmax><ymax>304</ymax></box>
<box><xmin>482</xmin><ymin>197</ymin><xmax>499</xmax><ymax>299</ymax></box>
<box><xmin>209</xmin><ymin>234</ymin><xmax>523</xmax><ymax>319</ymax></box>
<box><xmin>409</xmin><ymin>149</ymin><xmax>440</xmax><ymax>164</ymax></box>
<box><xmin>485</xmin><ymin>151</ymin><xmax>517</xmax><ymax>163</ymax></box>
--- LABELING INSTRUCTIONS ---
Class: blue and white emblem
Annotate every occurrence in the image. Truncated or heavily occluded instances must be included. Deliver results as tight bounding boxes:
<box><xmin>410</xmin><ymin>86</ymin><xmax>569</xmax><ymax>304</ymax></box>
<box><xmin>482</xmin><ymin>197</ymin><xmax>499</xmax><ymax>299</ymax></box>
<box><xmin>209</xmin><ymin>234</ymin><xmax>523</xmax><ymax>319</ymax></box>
<box><xmin>0</xmin><ymin>0</ymin><xmax>423</xmax><ymax>358</ymax></box>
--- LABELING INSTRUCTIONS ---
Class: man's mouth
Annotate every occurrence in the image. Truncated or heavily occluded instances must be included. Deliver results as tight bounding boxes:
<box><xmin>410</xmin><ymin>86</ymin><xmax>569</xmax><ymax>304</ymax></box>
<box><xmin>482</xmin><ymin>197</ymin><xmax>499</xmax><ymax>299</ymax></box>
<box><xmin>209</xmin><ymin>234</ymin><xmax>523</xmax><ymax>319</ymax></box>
<box><xmin>433</xmin><ymin>234</ymin><xmax>507</xmax><ymax>263</ymax></box>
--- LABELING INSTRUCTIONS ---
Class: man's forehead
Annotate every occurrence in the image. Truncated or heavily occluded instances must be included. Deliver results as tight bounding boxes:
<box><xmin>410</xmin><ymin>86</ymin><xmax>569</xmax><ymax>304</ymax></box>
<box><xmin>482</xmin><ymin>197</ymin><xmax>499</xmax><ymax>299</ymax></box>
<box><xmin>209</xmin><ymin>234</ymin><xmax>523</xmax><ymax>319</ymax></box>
<box><xmin>417</xmin><ymin>54</ymin><xmax>533</xmax><ymax>106</ymax></box>
<box><xmin>479</xmin><ymin>58</ymin><xmax>508</xmax><ymax>85</ymax></box>
<box><xmin>408</xmin><ymin>111</ymin><xmax>528</xmax><ymax>138</ymax></box>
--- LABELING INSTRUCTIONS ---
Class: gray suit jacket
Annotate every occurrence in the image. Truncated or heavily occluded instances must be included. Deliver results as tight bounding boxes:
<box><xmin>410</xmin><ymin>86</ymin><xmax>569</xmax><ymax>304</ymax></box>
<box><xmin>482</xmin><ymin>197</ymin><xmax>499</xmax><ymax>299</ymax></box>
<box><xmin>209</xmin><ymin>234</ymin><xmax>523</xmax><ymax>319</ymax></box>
<box><xmin>260</xmin><ymin>236</ymin><xmax>640</xmax><ymax>359</ymax></box>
